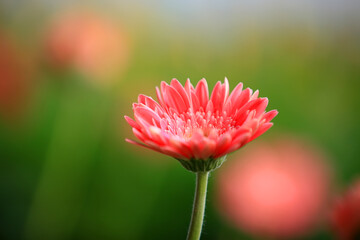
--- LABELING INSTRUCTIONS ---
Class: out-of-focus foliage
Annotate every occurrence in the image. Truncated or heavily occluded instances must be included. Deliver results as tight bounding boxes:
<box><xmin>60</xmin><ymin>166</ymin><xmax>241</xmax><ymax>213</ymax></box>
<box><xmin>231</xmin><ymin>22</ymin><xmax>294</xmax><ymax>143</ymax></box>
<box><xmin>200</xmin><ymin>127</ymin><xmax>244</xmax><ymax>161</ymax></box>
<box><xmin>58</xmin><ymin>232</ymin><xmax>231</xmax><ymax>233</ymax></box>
<box><xmin>0</xmin><ymin>1</ymin><xmax>359</xmax><ymax>239</ymax></box>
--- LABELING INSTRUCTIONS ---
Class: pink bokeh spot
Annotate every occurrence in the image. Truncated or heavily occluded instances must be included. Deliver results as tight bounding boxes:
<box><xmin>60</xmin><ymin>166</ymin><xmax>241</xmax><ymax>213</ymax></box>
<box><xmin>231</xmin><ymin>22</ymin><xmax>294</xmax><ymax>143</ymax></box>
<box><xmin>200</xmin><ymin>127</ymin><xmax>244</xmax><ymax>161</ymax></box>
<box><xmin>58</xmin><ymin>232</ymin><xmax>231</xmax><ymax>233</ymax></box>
<box><xmin>217</xmin><ymin>138</ymin><xmax>332</xmax><ymax>238</ymax></box>
<box><xmin>331</xmin><ymin>180</ymin><xmax>360</xmax><ymax>240</ymax></box>
<box><xmin>0</xmin><ymin>32</ymin><xmax>30</xmax><ymax>120</ymax></box>
<box><xmin>125</xmin><ymin>78</ymin><xmax>278</xmax><ymax>161</ymax></box>
<box><xmin>45</xmin><ymin>11</ymin><xmax>129</xmax><ymax>82</ymax></box>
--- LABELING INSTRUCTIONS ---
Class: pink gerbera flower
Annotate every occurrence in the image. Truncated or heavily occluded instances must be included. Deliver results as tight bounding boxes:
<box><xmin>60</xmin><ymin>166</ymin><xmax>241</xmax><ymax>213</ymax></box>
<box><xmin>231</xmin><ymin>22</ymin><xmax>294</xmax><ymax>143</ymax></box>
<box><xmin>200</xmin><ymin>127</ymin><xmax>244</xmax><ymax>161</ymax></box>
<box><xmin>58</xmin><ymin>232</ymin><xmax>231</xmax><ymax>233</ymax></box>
<box><xmin>125</xmin><ymin>78</ymin><xmax>277</xmax><ymax>171</ymax></box>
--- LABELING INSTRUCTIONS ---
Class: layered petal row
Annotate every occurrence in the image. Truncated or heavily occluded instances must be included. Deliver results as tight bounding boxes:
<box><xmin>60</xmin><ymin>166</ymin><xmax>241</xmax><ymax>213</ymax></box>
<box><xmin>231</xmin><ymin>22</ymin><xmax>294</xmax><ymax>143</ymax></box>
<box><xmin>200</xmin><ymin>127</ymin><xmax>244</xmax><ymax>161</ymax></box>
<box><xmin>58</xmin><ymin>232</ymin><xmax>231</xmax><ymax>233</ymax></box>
<box><xmin>125</xmin><ymin>78</ymin><xmax>278</xmax><ymax>161</ymax></box>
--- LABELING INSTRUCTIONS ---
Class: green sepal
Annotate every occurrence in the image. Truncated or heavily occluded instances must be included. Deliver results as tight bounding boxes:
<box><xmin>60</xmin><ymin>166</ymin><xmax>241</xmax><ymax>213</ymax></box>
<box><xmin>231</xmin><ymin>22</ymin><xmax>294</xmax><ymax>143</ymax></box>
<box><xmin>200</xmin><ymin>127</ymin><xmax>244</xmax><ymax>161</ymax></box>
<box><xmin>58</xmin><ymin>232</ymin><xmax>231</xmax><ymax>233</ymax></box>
<box><xmin>176</xmin><ymin>155</ymin><xmax>227</xmax><ymax>172</ymax></box>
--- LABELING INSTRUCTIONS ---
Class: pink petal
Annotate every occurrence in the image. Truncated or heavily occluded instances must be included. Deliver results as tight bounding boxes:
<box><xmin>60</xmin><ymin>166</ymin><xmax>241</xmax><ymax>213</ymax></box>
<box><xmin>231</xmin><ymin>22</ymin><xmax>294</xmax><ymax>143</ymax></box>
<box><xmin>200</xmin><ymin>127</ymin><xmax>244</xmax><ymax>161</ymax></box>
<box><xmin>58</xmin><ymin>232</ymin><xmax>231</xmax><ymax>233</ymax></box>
<box><xmin>132</xmin><ymin>127</ymin><xmax>148</xmax><ymax>142</ymax></box>
<box><xmin>231</xmin><ymin>131</ymin><xmax>251</xmax><ymax>146</ymax></box>
<box><xmin>200</xmin><ymin>138</ymin><xmax>216</xmax><ymax>160</ymax></box>
<box><xmin>248</xmin><ymin>122</ymin><xmax>273</xmax><ymax>142</ymax></box>
<box><xmin>125</xmin><ymin>138</ymin><xmax>164</xmax><ymax>154</ymax></box>
<box><xmin>214</xmin><ymin>133</ymin><xmax>232</xmax><ymax>157</ymax></box>
<box><xmin>242</xmin><ymin>111</ymin><xmax>259</xmax><ymax>132</ymax></box>
<box><xmin>210</xmin><ymin>81</ymin><xmax>223</xmax><ymax>110</ymax></box>
<box><xmin>233</xmin><ymin>98</ymin><xmax>262</xmax><ymax>123</ymax></box>
<box><xmin>223</xmin><ymin>77</ymin><xmax>230</xmax><ymax>102</ymax></box>
<box><xmin>225</xmin><ymin>82</ymin><xmax>243</xmax><ymax>113</ymax></box>
<box><xmin>231</xmin><ymin>127</ymin><xmax>251</xmax><ymax>140</ymax></box>
<box><xmin>169</xmin><ymin>137</ymin><xmax>192</xmax><ymax>158</ymax></box>
<box><xmin>229</xmin><ymin>82</ymin><xmax>243</xmax><ymax>102</ymax></box>
<box><xmin>149</xmin><ymin>126</ymin><xmax>167</xmax><ymax>145</ymax></box>
<box><xmin>234</xmin><ymin>110</ymin><xmax>250</xmax><ymax>126</ymax></box>
<box><xmin>195</xmin><ymin>78</ymin><xmax>209</xmax><ymax>109</ymax></box>
<box><xmin>231</xmin><ymin>88</ymin><xmax>251</xmax><ymax>112</ymax></box>
<box><xmin>163</xmin><ymin>85</ymin><xmax>188</xmax><ymax>113</ymax></box>
<box><xmin>144</xmin><ymin>140</ymin><xmax>186</xmax><ymax>159</ymax></box>
<box><xmin>134</xmin><ymin>106</ymin><xmax>161</xmax><ymax>127</ymax></box>
<box><xmin>138</xmin><ymin>94</ymin><xmax>146</xmax><ymax>104</ymax></box>
<box><xmin>144</xmin><ymin>95</ymin><xmax>162</xmax><ymax>111</ymax></box>
<box><xmin>263</xmin><ymin>110</ymin><xmax>279</xmax><ymax>122</ymax></box>
<box><xmin>224</xmin><ymin>132</ymin><xmax>251</xmax><ymax>154</ymax></box>
<box><xmin>171</xmin><ymin>79</ymin><xmax>191</xmax><ymax>109</ymax></box>
<box><xmin>191</xmin><ymin>92</ymin><xmax>200</xmax><ymax>112</ymax></box>
<box><xmin>126</xmin><ymin>138</ymin><xmax>154</xmax><ymax>149</ymax></box>
<box><xmin>159</xmin><ymin>81</ymin><xmax>169</xmax><ymax>108</ymax></box>
<box><xmin>138</xmin><ymin>94</ymin><xmax>163</xmax><ymax>113</ymax></box>
<box><xmin>156</xmin><ymin>86</ymin><xmax>165</xmax><ymax>107</ymax></box>
<box><xmin>124</xmin><ymin>115</ymin><xmax>140</xmax><ymax>130</ymax></box>
<box><xmin>254</xmin><ymin>98</ymin><xmax>268</xmax><ymax>117</ymax></box>
<box><xmin>185</xmin><ymin>78</ymin><xmax>195</xmax><ymax>92</ymax></box>
<box><xmin>250</xmin><ymin>89</ymin><xmax>259</xmax><ymax>100</ymax></box>
<box><xmin>160</xmin><ymin>145</ymin><xmax>188</xmax><ymax>159</ymax></box>
<box><xmin>184</xmin><ymin>78</ymin><xmax>194</xmax><ymax>109</ymax></box>
<box><xmin>206</xmin><ymin>100</ymin><xmax>214</xmax><ymax>113</ymax></box>
<box><xmin>133</xmin><ymin>113</ymin><xmax>156</xmax><ymax>138</ymax></box>
<box><xmin>189</xmin><ymin>129</ymin><xmax>205</xmax><ymax>159</ymax></box>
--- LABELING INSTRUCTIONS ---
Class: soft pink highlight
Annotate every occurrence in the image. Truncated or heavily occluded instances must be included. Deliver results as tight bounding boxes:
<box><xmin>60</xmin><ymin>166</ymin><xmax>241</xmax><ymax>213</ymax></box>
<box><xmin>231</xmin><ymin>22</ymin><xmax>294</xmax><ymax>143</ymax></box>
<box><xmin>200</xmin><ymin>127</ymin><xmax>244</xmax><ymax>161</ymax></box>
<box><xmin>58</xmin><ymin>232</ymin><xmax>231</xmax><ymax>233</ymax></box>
<box><xmin>125</xmin><ymin>78</ymin><xmax>277</xmax><ymax>160</ymax></box>
<box><xmin>45</xmin><ymin>11</ymin><xmax>129</xmax><ymax>82</ymax></box>
<box><xmin>216</xmin><ymin>138</ymin><xmax>331</xmax><ymax>238</ymax></box>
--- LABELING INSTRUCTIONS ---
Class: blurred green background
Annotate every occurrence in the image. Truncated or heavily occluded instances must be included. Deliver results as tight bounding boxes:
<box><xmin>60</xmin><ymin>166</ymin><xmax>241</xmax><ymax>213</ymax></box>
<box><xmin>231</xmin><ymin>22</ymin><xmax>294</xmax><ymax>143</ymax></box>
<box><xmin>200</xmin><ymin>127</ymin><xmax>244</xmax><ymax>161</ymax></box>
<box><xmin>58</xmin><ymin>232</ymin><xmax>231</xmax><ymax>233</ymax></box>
<box><xmin>0</xmin><ymin>1</ymin><xmax>360</xmax><ymax>239</ymax></box>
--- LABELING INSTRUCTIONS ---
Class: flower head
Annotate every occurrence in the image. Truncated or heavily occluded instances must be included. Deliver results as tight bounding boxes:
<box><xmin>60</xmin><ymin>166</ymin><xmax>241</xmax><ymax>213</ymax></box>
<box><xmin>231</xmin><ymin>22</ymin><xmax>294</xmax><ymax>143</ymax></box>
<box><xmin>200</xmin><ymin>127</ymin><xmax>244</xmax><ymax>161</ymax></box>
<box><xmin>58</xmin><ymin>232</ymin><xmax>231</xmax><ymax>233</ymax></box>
<box><xmin>216</xmin><ymin>138</ymin><xmax>332</xmax><ymax>238</ymax></box>
<box><xmin>125</xmin><ymin>78</ymin><xmax>277</xmax><ymax>171</ymax></box>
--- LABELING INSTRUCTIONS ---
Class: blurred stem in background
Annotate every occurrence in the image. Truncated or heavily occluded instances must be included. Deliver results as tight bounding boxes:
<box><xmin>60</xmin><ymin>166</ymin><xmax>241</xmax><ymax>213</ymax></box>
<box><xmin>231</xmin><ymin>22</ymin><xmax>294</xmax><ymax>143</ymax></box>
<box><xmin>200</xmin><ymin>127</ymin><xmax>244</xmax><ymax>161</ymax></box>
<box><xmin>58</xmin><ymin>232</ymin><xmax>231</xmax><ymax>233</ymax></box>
<box><xmin>187</xmin><ymin>171</ymin><xmax>209</xmax><ymax>240</ymax></box>
<box><xmin>24</xmin><ymin>74</ymin><xmax>113</xmax><ymax>240</ymax></box>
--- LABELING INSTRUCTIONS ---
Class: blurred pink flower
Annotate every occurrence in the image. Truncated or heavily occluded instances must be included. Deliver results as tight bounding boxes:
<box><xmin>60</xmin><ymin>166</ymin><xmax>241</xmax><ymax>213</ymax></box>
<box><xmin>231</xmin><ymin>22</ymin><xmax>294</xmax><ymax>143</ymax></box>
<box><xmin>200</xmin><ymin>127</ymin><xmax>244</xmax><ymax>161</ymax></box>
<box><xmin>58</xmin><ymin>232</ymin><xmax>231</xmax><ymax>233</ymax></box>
<box><xmin>216</xmin><ymin>138</ymin><xmax>331</xmax><ymax>238</ymax></box>
<box><xmin>331</xmin><ymin>180</ymin><xmax>360</xmax><ymax>240</ymax></box>
<box><xmin>125</xmin><ymin>78</ymin><xmax>277</xmax><ymax>171</ymax></box>
<box><xmin>45</xmin><ymin>11</ymin><xmax>129</xmax><ymax>84</ymax></box>
<box><xmin>0</xmin><ymin>32</ymin><xmax>30</xmax><ymax>121</ymax></box>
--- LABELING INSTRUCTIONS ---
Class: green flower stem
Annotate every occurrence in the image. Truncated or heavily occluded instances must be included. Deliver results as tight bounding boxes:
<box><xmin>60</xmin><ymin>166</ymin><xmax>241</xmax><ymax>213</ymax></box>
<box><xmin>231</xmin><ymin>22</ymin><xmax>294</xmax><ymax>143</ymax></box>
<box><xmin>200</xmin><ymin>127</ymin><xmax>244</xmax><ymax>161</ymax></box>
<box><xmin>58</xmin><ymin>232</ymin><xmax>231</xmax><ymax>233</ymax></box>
<box><xmin>187</xmin><ymin>171</ymin><xmax>209</xmax><ymax>240</ymax></box>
